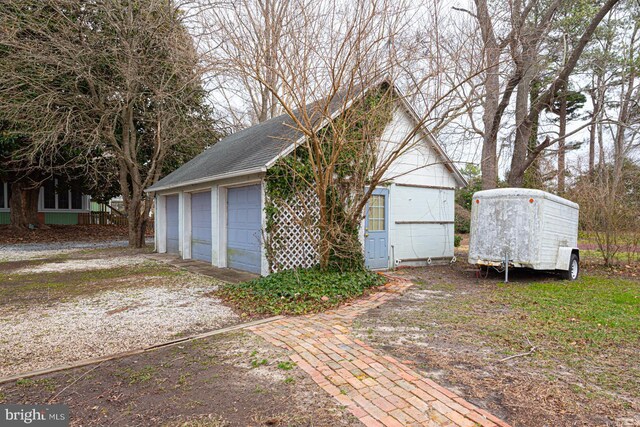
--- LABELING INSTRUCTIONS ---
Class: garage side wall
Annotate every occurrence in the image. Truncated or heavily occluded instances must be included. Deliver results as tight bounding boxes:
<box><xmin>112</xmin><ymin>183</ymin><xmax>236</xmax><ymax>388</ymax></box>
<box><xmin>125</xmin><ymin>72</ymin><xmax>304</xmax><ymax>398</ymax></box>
<box><xmin>377</xmin><ymin>108</ymin><xmax>458</xmax><ymax>266</ymax></box>
<box><xmin>389</xmin><ymin>185</ymin><xmax>455</xmax><ymax>265</ymax></box>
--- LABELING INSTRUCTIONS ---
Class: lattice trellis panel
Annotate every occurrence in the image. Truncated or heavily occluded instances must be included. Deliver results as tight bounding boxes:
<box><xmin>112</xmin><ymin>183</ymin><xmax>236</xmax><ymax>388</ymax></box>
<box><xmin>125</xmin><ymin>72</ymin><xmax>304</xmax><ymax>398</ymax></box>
<box><xmin>266</xmin><ymin>188</ymin><xmax>320</xmax><ymax>272</ymax></box>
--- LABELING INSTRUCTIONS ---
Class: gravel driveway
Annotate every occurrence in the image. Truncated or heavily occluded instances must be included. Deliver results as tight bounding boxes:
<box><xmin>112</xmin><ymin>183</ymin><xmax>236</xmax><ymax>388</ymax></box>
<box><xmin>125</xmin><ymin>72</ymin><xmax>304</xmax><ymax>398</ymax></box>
<box><xmin>0</xmin><ymin>238</ymin><xmax>153</xmax><ymax>262</ymax></box>
<box><xmin>0</xmin><ymin>241</ymin><xmax>239</xmax><ymax>378</ymax></box>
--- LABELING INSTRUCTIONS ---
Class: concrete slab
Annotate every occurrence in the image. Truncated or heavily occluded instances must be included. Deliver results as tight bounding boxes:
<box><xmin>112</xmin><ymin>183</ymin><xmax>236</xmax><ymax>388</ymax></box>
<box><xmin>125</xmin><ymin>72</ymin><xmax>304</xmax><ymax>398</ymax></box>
<box><xmin>145</xmin><ymin>253</ymin><xmax>259</xmax><ymax>284</ymax></box>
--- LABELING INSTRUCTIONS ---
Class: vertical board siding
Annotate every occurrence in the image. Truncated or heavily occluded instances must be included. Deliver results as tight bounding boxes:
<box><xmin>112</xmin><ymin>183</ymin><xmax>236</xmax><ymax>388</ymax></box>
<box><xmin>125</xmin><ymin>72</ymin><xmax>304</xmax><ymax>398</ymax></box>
<box><xmin>539</xmin><ymin>200</ymin><xmax>579</xmax><ymax>268</ymax></box>
<box><xmin>0</xmin><ymin>212</ymin><xmax>9</xmax><ymax>224</ymax></box>
<box><xmin>394</xmin><ymin>223</ymin><xmax>454</xmax><ymax>259</ymax></box>
<box><xmin>44</xmin><ymin>212</ymin><xmax>79</xmax><ymax>225</ymax></box>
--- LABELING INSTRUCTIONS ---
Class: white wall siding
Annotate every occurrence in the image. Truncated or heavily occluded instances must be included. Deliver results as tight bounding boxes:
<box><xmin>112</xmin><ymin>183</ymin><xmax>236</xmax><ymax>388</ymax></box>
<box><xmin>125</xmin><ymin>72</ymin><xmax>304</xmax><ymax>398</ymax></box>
<box><xmin>379</xmin><ymin>109</ymin><xmax>458</xmax><ymax>189</ymax></box>
<box><xmin>210</xmin><ymin>185</ymin><xmax>220</xmax><ymax>266</ymax></box>
<box><xmin>178</xmin><ymin>192</ymin><xmax>185</xmax><ymax>256</ymax></box>
<box><xmin>182</xmin><ymin>192</ymin><xmax>192</xmax><ymax>259</ymax></box>
<box><xmin>391</xmin><ymin>185</ymin><xmax>453</xmax><ymax>223</ymax></box>
<box><xmin>156</xmin><ymin>195</ymin><xmax>166</xmax><ymax>253</ymax></box>
<box><xmin>377</xmin><ymin>108</ymin><xmax>458</xmax><ymax>266</ymax></box>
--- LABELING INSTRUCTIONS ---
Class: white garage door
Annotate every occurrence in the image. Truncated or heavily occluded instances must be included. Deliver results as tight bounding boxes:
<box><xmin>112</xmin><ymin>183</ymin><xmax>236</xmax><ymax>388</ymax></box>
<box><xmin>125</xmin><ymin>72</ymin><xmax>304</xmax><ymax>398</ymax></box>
<box><xmin>166</xmin><ymin>195</ymin><xmax>179</xmax><ymax>254</ymax></box>
<box><xmin>191</xmin><ymin>191</ymin><xmax>212</xmax><ymax>263</ymax></box>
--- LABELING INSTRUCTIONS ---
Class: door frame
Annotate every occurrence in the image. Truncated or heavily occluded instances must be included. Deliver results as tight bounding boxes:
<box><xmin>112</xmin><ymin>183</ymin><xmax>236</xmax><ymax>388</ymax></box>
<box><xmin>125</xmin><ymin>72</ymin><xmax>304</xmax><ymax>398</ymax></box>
<box><xmin>364</xmin><ymin>187</ymin><xmax>389</xmax><ymax>269</ymax></box>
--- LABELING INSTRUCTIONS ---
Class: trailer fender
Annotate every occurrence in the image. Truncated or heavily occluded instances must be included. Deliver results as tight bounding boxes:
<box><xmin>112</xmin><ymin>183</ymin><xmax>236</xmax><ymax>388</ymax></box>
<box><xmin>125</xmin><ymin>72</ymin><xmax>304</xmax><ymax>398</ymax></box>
<box><xmin>556</xmin><ymin>247</ymin><xmax>579</xmax><ymax>271</ymax></box>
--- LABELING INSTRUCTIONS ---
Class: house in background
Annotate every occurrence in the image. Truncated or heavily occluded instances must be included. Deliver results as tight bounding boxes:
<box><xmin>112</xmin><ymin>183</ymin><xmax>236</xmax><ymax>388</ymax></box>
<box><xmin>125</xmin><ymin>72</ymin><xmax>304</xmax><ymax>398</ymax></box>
<box><xmin>0</xmin><ymin>179</ymin><xmax>91</xmax><ymax>225</ymax></box>
<box><xmin>146</xmin><ymin>83</ymin><xmax>467</xmax><ymax>275</ymax></box>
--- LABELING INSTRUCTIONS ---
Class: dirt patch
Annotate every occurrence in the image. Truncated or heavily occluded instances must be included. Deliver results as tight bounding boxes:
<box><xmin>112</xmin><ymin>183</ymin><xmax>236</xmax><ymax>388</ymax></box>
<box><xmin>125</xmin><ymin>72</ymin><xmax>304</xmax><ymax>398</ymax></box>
<box><xmin>352</xmin><ymin>261</ymin><xmax>640</xmax><ymax>427</ymax></box>
<box><xmin>0</xmin><ymin>246</ymin><xmax>243</xmax><ymax>378</ymax></box>
<box><xmin>0</xmin><ymin>273</ymin><xmax>239</xmax><ymax>377</ymax></box>
<box><xmin>0</xmin><ymin>331</ymin><xmax>360</xmax><ymax>427</ymax></box>
<box><xmin>0</xmin><ymin>240</ymin><xmax>155</xmax><ymax>263</ymax></box>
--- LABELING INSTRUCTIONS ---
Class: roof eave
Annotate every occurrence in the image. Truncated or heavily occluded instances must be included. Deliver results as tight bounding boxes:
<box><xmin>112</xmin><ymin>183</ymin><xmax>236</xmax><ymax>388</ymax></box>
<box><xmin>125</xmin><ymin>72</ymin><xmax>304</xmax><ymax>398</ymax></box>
<box><xmin>145</xmin><ymin>166</ymin><xmax>266</xmax><ymax>193</ymax></box>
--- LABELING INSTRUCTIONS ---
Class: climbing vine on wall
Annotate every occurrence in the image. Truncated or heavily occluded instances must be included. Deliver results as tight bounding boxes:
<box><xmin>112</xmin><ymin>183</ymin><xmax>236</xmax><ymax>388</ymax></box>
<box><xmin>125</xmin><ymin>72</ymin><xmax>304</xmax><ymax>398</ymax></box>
<box><xmin>264</xmin><ymin>84</ymin><xmax>394</xmax><ymax>272</ymax></box>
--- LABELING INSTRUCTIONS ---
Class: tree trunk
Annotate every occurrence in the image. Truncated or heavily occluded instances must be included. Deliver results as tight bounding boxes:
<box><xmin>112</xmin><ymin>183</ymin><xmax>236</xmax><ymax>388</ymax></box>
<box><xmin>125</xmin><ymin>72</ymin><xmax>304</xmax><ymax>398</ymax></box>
<box><xmin>557</xmin><ymin>90</ymin><xmax>567</xmax><ymax>193</ymax></box>
<box><xmin>475</xmin><ymin>0</ymin><xmax>500</xmax><ymax>190</ymax></box>
<box><xmin>506</xmin><ymin>0</ymin><xmax>620</xmax><ymax>186</ymax></box>
<box><xmin>510</xmin><ymin>58</ymin><xmax>535</xmax><ymax>188</ymax></box>
<box><xmin>126</xmin><ymin>195</ymin><xmax>150</xmax><ymax>248</ymax></box>
<box><xmin>524</xmin><ymin>79</ymin><xmax>542</xmax><ymax>188</ymax></box>
<box><xmin>588</xmin><ymin>117</ymin><xmax>596</xmax><ymax>175</ymax></box>
<box><xmin>25</xmin><ymin>186</ymin><xmax>40</xmax><ymax>226</ymax></box>
<box><xmin>9</xmin><ymin>182</ymin><xmax>41</xmax><ymax>229</ymax></box>
<box><xmin>9</xmin><ymin>182</ymin><xmax>27</xmax><ymax>229</ymax></box>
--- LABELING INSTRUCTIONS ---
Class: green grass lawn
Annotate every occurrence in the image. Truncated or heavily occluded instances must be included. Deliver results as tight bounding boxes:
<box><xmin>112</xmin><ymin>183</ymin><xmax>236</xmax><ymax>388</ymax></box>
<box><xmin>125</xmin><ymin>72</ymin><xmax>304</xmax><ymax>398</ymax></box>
<box><xmin>497</xmin><ymin>276</ymin><xmax>639</xmax><ymax>352</ymax></box>
<box><xmin>581</xmin><ymin>248</ymin><xmax>640</xmax><ymax>264</ymax></box>
<box><xmin>480</xmin><ymin>275</ymin><xmax>640</xmax><ymax>399</ymax></box>
<box><xmin>386</xmin><ymin>271</ymin><xmax>640</xmax><ymax>407</ymax></box>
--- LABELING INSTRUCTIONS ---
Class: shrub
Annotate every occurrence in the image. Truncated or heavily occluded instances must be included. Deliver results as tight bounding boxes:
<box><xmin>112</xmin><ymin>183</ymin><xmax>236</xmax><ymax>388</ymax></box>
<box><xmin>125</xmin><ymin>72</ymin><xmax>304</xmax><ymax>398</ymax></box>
<box><xmin>218</xmin><ymin>267</ymin><xmax>386</xmax><ymax>315</ymax></box>
<box><xmin>454</xmin><ymin>204</ymin><xmax>471</xmax><ymax>234</ymax></box>
<box><xmin>454</xmin><ymin>234</ymin><xmax>462</xmax><ymax>247</ymax></box>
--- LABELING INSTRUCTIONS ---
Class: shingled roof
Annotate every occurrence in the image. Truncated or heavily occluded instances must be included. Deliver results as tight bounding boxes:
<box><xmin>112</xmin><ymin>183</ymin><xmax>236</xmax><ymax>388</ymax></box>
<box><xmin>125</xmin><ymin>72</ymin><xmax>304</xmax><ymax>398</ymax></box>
<box><xmin>146</xmin><ymin>89</ymin><xmax>356</xmax><ymax>192</ymax></box>
<box><xmin>146</xmin><ymin>113</ymin><xmax>300</xmax><ymax>192</ymax></box>
<box><xmin>146</xmin><ymin>82</ymin><xmax>466</xmax><ymax>192</ymax></box>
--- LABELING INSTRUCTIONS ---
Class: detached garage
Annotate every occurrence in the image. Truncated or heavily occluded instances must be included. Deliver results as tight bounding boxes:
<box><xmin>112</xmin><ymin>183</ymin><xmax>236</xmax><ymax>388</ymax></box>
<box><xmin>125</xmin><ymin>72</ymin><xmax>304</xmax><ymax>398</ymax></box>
<box><xmin>146</xmin><ymin>82</ymin><xmax>466</xmax><ymax>275</ymax></box>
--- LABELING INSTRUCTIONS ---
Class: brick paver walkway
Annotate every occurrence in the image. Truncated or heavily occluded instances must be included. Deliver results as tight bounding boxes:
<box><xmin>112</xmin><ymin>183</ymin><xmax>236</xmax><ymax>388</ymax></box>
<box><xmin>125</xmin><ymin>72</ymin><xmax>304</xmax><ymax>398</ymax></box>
<box><xmin>249</xmin><ymin>278</ymin><xmax>511</xmax><ymax>427</ymax></box>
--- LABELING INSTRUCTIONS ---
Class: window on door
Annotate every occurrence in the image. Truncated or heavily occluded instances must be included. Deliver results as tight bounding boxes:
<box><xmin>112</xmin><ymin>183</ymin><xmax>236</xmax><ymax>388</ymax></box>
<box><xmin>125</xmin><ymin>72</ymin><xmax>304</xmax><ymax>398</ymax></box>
<box><xmin>367</xmin><ymin>195</ymin><xmax>385</xmax><ymax>231</ymax></box>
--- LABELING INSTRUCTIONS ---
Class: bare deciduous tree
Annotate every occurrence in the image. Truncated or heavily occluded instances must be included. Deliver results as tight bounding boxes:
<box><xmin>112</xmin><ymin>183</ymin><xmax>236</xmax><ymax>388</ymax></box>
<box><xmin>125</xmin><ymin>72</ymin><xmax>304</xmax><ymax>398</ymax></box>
<box><xmin>201</xmin><ymin>0</ymin><xmax>475</xmax><ymax>269</ymax></box>
<box><xmin>469</xmin><ymin>0</ymin><xmax>620</xmax><ymax>189</ymax></box>
<box><xmin>0</xmin><ymin>0</ymin><xmax>216</xmax><ymax>246</ymax></box>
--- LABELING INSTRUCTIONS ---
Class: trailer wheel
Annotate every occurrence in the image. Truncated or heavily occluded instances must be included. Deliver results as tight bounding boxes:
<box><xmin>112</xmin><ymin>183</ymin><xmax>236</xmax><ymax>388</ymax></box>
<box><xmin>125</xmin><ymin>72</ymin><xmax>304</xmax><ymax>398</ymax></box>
<box><xmin>561</xmin><ymin>253</ymin><xmax>579</xmax><ymax>281</ymax></box>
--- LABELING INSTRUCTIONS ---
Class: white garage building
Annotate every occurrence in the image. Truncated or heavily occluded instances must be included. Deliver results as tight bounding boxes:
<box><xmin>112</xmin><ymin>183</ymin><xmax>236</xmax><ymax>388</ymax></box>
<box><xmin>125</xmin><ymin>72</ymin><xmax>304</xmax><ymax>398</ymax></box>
<box><xmin>146</xmin><ymin>84</ymin><xmax>466</xmax><ymax>275</ymax></box>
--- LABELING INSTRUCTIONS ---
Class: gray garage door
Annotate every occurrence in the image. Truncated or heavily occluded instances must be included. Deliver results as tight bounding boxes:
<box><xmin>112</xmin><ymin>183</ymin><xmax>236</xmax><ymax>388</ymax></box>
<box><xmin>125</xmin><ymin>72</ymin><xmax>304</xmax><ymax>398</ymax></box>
<box><xmin>166</xmin><ymin>195</ymin><xmax>179</xmax><ymax>254</ymax></box>
<box><xmin>191</xmin><ymin>191</ymin><xmax>212</xmax><ymax>263</ymax></box>
<box><xmin>227</xmin><ymin>185</ymin><xmax>261</xmax><ymax>273</ymax></box>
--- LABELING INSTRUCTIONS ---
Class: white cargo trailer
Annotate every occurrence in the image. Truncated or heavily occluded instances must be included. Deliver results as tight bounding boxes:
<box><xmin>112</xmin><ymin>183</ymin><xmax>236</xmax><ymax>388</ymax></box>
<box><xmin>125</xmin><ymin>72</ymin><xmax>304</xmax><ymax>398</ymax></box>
<box><xmin>468</xmin><ymin>188</ymin><xmax>580</xmax><ymax>280</ymax></box>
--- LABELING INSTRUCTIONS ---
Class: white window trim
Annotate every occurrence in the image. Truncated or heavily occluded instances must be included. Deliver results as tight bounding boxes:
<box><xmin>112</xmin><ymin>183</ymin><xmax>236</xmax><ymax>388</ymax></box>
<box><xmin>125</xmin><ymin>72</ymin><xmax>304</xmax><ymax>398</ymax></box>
<box><xmin>39</xmin><ymin>179</ymin><xmax>91</xmax><ymax>212</ymax></box>
<box><xmin>0</xmin><ymin>181</ymin><xmax>90</xmax><ymax>213</ymax></box>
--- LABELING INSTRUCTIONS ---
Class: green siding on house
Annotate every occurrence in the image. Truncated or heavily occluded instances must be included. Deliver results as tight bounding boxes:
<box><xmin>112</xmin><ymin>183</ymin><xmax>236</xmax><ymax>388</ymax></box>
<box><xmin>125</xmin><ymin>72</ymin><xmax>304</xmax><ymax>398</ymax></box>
<box><xmin>0</xmin><ymin>211</ymin><xmax>81</xmax><ymax>225</ymax></box>
<box><xmin>44</xmin><ymin>212</ymin><xmax>79</xmax><ymax>225</ymax></box>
